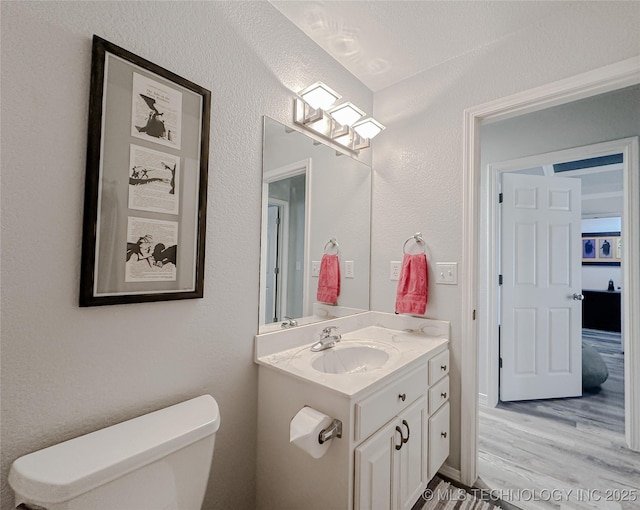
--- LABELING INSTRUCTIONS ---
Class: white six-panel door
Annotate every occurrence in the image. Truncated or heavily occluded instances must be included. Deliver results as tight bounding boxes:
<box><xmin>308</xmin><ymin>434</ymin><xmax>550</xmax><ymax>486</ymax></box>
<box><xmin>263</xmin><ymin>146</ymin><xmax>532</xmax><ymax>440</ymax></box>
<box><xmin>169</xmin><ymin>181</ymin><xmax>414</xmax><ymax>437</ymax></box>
<box><xmin>500</xmin><ymin>173</ymin><xmax>582</xmax><ymax>401</ymax></box>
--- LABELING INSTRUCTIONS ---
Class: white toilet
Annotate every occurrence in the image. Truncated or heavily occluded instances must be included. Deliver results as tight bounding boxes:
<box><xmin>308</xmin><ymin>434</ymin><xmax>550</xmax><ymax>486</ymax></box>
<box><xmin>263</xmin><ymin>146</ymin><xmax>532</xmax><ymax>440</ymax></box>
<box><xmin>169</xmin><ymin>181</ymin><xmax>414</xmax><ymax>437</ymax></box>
<box><xmin>8</xmin><ymin>394</ymin><xmax>220</xmax><ymax>510</ymax></box>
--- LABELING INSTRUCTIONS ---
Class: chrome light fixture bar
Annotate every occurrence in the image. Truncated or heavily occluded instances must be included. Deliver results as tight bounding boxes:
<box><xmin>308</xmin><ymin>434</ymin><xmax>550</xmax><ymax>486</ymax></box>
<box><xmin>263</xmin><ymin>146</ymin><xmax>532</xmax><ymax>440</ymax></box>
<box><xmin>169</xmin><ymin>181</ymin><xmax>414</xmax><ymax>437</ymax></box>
<box><xmin>293</xmin><ymin>82</ymin><xmax>385</xmax><ymax>153</ymax></box>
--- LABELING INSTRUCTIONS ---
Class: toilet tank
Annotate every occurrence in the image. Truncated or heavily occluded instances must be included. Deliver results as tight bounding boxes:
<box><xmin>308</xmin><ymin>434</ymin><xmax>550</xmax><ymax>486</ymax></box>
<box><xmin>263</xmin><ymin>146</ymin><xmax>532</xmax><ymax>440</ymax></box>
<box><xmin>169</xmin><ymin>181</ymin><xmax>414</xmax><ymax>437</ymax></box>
<box><xmin>8</xmin><ymin>395</ymin><xmax>220</xmax><ymax>510</ymax></box>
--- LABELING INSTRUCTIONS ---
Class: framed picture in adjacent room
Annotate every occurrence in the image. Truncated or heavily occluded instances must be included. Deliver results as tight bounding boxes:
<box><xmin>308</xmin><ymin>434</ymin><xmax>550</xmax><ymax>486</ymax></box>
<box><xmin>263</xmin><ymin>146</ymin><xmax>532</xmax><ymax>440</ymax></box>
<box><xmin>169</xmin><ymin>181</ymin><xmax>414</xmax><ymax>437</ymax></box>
<box><xmin>80</xmin><ymin>36</ymin><xmax>211</xmax><ymax>306</ymax></box>
<box><xmin>582</xmin><ymin>232</ymin><xmax>621</xmax><ymax>266</ymax></box>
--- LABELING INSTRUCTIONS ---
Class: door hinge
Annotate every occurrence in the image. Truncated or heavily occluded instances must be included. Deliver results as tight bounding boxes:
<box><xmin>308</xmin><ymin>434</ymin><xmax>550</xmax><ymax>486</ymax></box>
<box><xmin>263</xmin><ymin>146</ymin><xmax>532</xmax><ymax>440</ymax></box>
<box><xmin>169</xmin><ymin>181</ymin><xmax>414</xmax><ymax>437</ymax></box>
<box><xmin>499</xmin><ymin>192</ymin><xmax>503</xmax><ymax>203</ymax></box>
<box><xmin>274</xmin><ymin>267</ymin><xmax>280</xmax><ymax>274</ymax></box>
<box><xmin>498</xmin><ymin>325</ymin><xmax>502</xmax><ymax>368</ymax></box>
<box><xmin>498</xmin><ymin>274</ymin><xmax>503</xmax><ymax>285</ymax></box>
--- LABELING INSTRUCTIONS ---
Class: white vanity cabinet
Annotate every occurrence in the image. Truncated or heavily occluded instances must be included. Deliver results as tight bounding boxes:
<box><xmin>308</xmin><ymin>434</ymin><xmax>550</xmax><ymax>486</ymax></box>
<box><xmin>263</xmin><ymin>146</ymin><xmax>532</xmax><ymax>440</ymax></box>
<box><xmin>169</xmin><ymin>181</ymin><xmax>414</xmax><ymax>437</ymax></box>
<box><xmin>427</xmin><ymin>349</ymin><xmax>450</xmax><ymax>479</ymax></box>
<box><xmin>255</xmin><ymin>315</ymin><xmax>450</xmax><ymax>510</ymax></box>
<box><xmin>355</xmin><ymin>396</ymin><xmax>427</xmax><ymax>510</ymax></box>
<box><xmin>354</xmin><ymin>351</ymin><xmax>450</xmax><ymax>510</ymax></box>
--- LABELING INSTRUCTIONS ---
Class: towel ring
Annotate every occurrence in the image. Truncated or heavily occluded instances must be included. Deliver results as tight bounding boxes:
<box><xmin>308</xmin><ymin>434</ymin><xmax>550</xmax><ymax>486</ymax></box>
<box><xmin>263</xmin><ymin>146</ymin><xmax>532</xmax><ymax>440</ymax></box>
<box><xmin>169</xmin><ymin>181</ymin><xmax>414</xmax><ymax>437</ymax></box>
<box><xmin>403</xmin><ymin>232</ymin><xmax>426</xmax><ymax>254</ymax></box>
<box><xmin>324</xmin><ymin>238</ymin><xmax>340</xmax><ymax>255</ymax></box>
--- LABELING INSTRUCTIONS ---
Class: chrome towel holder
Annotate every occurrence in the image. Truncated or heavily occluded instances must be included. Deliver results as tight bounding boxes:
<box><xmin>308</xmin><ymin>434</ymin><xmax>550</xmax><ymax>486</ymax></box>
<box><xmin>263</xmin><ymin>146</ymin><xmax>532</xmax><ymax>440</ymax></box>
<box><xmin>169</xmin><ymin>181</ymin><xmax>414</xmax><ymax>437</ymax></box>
<box><xmin>403</xmin><ymin>232</ymin><xmax>426</xmax><ymax>254</ymax></box>
<box><xmin>324</xmin><ymin>238</ymin><xmax>340</xmax><ymax>254</ymax></box>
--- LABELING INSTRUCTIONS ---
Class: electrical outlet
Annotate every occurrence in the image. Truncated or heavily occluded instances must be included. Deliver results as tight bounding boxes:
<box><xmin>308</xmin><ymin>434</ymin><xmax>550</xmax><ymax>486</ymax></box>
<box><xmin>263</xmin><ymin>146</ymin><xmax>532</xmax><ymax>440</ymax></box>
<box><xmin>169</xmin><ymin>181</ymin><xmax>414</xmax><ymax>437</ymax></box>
<box><xmin>436</xmin><ymin>262</ymin><xmax>458</xmax><ymax>285</ymax></box>
<box><xmin>390</xmin><ymin>261</ymin><xmax>402</xmax><ymax>281</ymax></box>
<box><xmin>312</xmin><ymin>260</ymin><xmax>321</xmax><ymax>277</ymax></box>
<box><xmin>345</xmin><ymin>260</ymin><xmax>354</xmax><ymax>278</ymax></box>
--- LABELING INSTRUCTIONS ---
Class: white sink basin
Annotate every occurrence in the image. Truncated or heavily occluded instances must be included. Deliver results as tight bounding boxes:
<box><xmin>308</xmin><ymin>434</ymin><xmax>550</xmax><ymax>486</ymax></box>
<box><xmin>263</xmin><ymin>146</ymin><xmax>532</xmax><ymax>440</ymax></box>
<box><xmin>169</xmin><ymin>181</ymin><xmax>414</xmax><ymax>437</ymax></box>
<box><xmin>310</xmin><ymin>343</ymin><xmax>392</xmax><ymax>374</ymax></box>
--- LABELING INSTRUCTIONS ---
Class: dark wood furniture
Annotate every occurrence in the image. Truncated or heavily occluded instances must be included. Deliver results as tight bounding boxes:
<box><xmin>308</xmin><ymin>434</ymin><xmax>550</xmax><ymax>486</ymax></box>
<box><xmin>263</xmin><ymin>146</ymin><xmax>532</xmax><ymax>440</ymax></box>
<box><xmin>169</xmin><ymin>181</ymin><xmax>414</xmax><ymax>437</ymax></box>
<box><xmin>582</xmin><ymin>289</ymin><xmax>621</xmax><ymax>332</ymax></box>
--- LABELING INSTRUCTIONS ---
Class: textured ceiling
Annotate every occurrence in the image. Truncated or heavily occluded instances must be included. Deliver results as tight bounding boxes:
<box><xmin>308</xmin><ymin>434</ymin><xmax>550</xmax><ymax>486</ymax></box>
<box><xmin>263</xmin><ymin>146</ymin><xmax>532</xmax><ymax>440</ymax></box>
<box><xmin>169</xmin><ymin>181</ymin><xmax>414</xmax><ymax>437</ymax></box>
<box><xmin>270</xmin><ymin>0</ymin><xmax>576</xmax><ymax>92</ymax></box>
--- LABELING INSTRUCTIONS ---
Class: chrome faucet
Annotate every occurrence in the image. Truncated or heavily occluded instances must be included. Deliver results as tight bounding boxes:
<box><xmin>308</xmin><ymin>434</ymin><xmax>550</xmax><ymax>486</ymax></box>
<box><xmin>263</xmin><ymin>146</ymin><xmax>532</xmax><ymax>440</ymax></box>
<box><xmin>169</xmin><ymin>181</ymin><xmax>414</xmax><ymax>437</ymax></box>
<box><xmin>281</xmin><ymin>317</ymin><xmax>298</xmax><ymax>329</ymax></box>
<box><xmin>310</xmin><ymin>326</ymin><xmax>341</xmax><ymax>352</ymax></box>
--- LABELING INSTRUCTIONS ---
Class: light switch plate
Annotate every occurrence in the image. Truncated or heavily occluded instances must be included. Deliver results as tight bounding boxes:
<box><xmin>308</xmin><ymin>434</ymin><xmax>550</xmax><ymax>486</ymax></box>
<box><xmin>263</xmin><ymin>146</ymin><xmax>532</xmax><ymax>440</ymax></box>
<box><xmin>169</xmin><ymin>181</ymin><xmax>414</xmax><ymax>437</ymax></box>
<box><xmin>312</xmin><ymin>260</ymin><xmax>321</xmax><ymax>277</ymax></box>
<box><xmin>390</xmin><ymin>261</ymin><xmax>402</xmax><ymax>281</ymax></box>
<box><xmin>345</xmin><ymin>260</ymin><xmax>354</xmax><ymax>278</ymax></box>
<box><xmin>436</xmin><ymin>262</ymin><xmax>458</xmax><ymax>285</ymax></box>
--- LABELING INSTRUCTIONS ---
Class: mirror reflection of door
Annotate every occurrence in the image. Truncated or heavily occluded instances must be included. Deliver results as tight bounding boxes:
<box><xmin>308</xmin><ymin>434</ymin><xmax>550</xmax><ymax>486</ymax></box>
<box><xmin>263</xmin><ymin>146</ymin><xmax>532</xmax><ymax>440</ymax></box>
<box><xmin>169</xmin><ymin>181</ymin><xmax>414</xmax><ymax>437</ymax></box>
<box><xmin>265</xmin><ymin>200</ymin><xmax>288</xmax><ymax>323</ymax></box>
<box><xmin>260</xmin><ymin>117</ymin><xmax>372</xmax><ymax>333</ymax></box>
<box><xmin>267</xmin><ymin>173</ymin><xmax>306</xmax><ymax>320</ymax></box>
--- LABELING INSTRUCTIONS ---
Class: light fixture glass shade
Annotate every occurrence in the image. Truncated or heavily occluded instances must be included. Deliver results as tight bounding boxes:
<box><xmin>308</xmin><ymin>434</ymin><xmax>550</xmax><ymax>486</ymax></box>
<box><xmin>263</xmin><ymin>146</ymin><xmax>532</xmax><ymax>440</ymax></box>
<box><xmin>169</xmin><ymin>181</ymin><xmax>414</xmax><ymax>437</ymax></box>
<box><xmin>353</xmin><ymin>118</ymin><xmax>385</xmax><ymax>139</ymax></box>
<box><xmin>298</xmin><ymin>82</ymin><xmax>341</xmax><ymax>110</ymax></box>
<box><xmin>329</xmin><ymin>102</ymin><xmax>365</xmax><ymax>126</ymax></box>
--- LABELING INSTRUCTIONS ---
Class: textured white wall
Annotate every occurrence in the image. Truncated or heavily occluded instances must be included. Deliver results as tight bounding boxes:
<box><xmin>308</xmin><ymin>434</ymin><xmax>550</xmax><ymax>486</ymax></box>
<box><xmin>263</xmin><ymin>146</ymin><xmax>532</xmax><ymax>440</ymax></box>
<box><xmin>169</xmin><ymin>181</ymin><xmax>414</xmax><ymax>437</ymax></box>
<box><xmin>371</xmin><ymin>1</ymin><xmax>640</xmax><ymax>471</ymax></box>
<box><xmin>0</xmin><ymin>2</ymin><xmax>371</xmax><ymax>509</ymax></box>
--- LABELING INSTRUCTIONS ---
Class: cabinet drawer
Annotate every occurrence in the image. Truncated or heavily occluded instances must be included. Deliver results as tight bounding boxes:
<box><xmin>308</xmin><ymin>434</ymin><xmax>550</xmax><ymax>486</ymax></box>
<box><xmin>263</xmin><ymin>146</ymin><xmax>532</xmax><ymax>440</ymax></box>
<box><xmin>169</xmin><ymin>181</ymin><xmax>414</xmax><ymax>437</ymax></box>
<box><xmin>428</xmin><ymin>350</ymin><xmax>449</xmax><ymax>385</ymax></box>
<box><xmin>355</xmin><ymin>366</ymin><xmax>427</xmax><ymax>442</ymax></box>
<box><xmin>428</xmin><ymin>376</ymin><xmax>449</xmax><ymax>415</ymax></box>
<box><xmin>428</xmin><ymin>402</ymin><xmax>450</xmax><ymax>479</ymax></box>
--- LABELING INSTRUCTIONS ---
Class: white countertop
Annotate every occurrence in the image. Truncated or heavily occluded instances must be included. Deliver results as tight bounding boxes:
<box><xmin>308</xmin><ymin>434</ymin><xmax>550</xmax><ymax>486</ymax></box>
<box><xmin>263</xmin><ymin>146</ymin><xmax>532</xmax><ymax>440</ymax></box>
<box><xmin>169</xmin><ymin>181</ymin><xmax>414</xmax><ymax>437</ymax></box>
<box><xmin>255</xmin><ymin>317</ymin><xmax>449</xmax><ymax>398</ymax></box>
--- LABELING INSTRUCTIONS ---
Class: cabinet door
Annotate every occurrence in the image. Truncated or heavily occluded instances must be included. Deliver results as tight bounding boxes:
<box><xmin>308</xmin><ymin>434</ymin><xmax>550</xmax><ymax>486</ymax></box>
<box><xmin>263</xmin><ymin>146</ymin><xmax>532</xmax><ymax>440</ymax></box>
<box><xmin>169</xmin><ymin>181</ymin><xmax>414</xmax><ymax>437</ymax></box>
<box><xmin>398</xmin><ymin>397</ymin><xmax>428</xmax><ymax>510</ymax></box>
<box><xmin>355</xmin><ymin>420</ymin><xmax>399</xmax><ymax>510</ymax></box>
<box><xmin>428</xmin><ymin>402</ymin><xmax>450</xmax><ymax>479</ymax></box>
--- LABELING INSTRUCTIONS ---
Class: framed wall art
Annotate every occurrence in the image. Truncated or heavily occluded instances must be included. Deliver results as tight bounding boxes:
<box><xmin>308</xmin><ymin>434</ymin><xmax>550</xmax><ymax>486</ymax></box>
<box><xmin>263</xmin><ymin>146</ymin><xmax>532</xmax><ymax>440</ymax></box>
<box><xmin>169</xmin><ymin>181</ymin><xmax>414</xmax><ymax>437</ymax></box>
<box><xmin>582</xmin><ymin>231</ymin><xmax>621</xmax><ymax>266</ymax></box>
<box><xmin>80</xmin><ymin>35</ymin><xmax>211</xmax><ymax>306</ymax></box>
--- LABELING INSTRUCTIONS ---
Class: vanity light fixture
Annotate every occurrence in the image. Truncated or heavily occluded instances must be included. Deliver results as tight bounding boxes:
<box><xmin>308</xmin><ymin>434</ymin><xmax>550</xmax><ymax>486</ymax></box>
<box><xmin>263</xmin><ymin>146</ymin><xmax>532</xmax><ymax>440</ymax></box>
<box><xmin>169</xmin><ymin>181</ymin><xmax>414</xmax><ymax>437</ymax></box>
<box><xmin>293</xmin><ymin>82</ymin><xmax>385</xmax><ymax>153</ymax></box>
<box><xmin>298</xmin><ymin>81</ymin><xmax>342</xmax><ymax>110</ymax></box>
<box><xmin>353</xmin><ymin>118</ymin><xmax>386</xmax><ymax>139</ymax></box>
<box><xmin>329</xmin><ymin>102</ymin><xmax>365</xmax><ymax>126</ymax></box>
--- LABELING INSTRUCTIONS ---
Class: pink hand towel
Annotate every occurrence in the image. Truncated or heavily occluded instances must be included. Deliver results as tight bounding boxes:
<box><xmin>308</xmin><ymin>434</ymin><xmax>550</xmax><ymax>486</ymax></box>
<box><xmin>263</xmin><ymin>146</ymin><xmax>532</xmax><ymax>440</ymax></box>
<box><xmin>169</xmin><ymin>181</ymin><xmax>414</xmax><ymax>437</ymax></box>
<box><xmin>395</xmin><ymin>253</ymin><xmax>428</xmax><ymax>315</ymax></box>
<box><xmin>317</xmin><ymin>254</ymin><xmax>341</xmax><ymax>304</ymax></box>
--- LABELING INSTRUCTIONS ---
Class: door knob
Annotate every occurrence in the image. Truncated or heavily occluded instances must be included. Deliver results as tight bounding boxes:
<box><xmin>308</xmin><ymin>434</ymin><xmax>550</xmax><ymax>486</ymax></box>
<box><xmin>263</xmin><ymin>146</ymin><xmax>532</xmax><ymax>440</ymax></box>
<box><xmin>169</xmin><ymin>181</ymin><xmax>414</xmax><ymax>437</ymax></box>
<box><xmin>572</xmin><ymin>293</ymin><xmax>585</xmax><ymax>301</ymax></box>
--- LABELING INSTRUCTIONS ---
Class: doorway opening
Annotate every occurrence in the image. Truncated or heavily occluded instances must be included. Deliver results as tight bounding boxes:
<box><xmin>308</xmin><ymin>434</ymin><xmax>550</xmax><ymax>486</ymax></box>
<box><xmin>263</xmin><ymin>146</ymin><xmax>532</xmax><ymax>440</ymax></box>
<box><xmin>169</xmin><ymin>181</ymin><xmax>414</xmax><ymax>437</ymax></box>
<box><xmin>475</xmin><ymin>144</ymin><xmax>636</xmax><ymax>507</ymax></box>
<box><xmin>460</xmin><ymin>58</ymin><xmax>640</xmax><ymax>488</ymax></box>
<box><xmin>484</xmin><ymin>141</ymin><xmax>629</xmax><ymax>411</ymax></box>
<box><xmin>476</xmin><ymin>112</ymin><xmax>639</xmax><ymax>509</ymax></box>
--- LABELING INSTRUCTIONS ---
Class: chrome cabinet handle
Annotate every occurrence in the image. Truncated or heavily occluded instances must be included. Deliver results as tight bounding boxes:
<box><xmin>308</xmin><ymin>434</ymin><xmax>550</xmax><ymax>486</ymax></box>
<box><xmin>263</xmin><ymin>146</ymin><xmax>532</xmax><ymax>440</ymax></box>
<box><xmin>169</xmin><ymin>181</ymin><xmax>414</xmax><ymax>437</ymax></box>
<box><xmin>573</xmin><ymin>293</ymin><xmax>585</xmax><ymax>301</ymax></box>
<box><xmin>398</xmin><ymin>393</ymin><xmax>406</xmax><ymax>402</ymax></box>
<box><xmin>402</xmin><ymin>420</ymin><xmax>410</xmax><ymax>444</ymax></box>
<box><xmin>395</xmin><ymin>426</ymin><xmax>404</xmax><ymax>450</ymax></box>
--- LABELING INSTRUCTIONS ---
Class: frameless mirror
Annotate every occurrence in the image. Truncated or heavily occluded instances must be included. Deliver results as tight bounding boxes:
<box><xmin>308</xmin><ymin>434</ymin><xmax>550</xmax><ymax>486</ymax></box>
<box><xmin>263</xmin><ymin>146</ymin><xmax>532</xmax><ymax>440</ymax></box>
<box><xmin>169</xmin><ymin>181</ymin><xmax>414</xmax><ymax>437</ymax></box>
<box><xmin>259</xmin><ymin>117</ymin><xmax>371</xmax><ymax>333</ymax></box>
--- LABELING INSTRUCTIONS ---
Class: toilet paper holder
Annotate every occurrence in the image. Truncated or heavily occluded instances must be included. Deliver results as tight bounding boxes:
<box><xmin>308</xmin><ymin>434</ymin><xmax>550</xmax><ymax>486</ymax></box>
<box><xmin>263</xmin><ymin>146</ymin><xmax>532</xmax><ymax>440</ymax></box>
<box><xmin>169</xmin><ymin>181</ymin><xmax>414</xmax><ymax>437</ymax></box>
<box><xmin>318</xmin><ymin>418</ymin><xmax>342</xmax><ymax>444</ymax></box>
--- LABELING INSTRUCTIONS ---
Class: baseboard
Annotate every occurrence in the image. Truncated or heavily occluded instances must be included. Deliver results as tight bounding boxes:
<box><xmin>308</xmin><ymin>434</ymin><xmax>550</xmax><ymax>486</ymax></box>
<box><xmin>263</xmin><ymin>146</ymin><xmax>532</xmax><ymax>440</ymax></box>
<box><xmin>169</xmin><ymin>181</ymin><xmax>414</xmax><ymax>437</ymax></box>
<box><xmin>438</xmin><ymin>463</ymin><xmax>461</xmax><ymax>483</ymax></box>
<box><xmin>478</xmin><ymin>393</ymin><xmax>488</xmax><ymax>407</ymax></box>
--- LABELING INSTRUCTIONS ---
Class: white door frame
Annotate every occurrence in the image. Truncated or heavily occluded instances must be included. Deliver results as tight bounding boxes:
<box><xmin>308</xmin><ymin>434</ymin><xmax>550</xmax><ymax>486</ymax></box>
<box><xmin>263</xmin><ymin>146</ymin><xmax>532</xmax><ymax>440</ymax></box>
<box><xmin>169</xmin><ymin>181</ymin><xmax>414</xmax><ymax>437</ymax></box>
<box><xmin>460</xmin><ymin>56</ymin><xmax>640</xmax><ymax>486</ymax></box>
<box><xmin>486</xmin><ymin>140</ymin><xmax>635</xmax><ymax>407</ymax></box>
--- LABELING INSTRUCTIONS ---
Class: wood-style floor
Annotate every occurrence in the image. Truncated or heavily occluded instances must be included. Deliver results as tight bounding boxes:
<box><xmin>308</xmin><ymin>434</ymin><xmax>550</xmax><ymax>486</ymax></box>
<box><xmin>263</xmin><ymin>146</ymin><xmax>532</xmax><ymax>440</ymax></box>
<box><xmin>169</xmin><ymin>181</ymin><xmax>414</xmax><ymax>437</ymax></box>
<box><xmin>478</xmin><ymin>330</ymin><xmax>640</xmax><ymax>510</ymax></box>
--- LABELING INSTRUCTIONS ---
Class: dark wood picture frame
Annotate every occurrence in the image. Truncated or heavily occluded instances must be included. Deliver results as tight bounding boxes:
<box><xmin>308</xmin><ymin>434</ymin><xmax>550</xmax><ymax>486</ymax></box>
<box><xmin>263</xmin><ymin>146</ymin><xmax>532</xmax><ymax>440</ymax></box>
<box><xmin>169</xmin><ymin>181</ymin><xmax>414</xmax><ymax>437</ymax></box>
<box><xmin>80</xmin><ymin>35</ymin><xmax>210</xmax><ymax>306</ymax></box>
<box><xmin>582</xmin><ymin>231</ymin><xmax>621</xmax><ymax>266</ymax></box>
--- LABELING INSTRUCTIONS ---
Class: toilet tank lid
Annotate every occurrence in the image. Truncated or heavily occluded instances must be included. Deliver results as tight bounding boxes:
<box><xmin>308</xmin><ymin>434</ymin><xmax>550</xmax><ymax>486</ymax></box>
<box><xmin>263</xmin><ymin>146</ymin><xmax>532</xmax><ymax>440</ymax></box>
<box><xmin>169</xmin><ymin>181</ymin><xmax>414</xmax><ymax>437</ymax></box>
<box><xmin>8</xmin><ymin>394</ymin><xmax>220</xmax><ymax>505</ymax></box>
